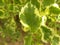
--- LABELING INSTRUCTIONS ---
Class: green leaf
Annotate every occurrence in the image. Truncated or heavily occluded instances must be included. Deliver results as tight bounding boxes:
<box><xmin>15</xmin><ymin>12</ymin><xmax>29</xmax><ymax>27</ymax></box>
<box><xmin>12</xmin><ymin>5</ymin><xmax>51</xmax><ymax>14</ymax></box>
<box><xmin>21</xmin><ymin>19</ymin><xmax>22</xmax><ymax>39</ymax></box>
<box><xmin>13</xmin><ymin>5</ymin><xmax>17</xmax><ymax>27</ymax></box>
<box><xmin>8</xmin><ymin>4</ymin><xmax>13</xmax><ymax>11</ymax></box>
<box><xmin>52</xmin><ymin>36</ymin><xmax>59</xmax><ymax>45</ymax></box>
<box><xmin>4</xmin><ymin>0</ymin><xmax>13</xmax><ymax>4</ymax></box>
<box><xmin>41</xmin><ymin>26</ymin><xmax>52</xmax><ymax>41</ymax></box>
<box><xmin>43</xmin><ymin>0</ymin><xmax>55</xmax><ymax>7</ymax></box>
<box><xmin>20</xmin><ymin>3</ymin><xmax>41</xmax><ymax>32</ymax></box>
<box><xmin>14</xmin><ymin>0</ymin><xmax>21</xmax><ymax>4</ymax></box>
<box><xmin>26</xmin><ymin>0</ymin><xmax>30</xmax><ymax>2</ymax></box>
<box><xmin>0</xmin><ymin>0</ymin><xmax>4</xmax><ymax>6</ymax></box>
<box><xmin>31</xmin><ymin>0</ymin><xmax>40</xmax><ymax>9</ymax></box>
<box><xmin>49</xmin><ymin>6</ymin><xmax>60</xmax><ymax>14</ymax></box>
<box><xmin>0</xmin><ymin>10</ymin><xmax>4</xmax><ymax>16</ymax></box>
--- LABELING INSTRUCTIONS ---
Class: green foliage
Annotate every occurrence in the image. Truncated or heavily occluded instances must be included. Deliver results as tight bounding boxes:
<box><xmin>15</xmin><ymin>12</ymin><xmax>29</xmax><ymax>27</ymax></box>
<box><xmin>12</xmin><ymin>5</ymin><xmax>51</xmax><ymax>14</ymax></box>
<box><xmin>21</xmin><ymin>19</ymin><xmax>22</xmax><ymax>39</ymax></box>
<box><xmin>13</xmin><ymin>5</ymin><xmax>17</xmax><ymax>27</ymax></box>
<box><xmin>25</xmin><ymin>33</ymin><xmax>32</xmax><ymax>45</ymax></box>
<box><xmin>41</xmin><ymin>26</ymin><xmax>52</xmax><ymax>41</ymax></box>
<box><xmin>49</xmin><ymin>6</ymin><xmax>60</xmax><ymax>14</ymax></box>
<box><xmin>8</xmin><ymin>4</ymin><xmax>13</xmax><ymax>11</ymax></box>
<box><xmin>0</xmin><ymin>10</ymin><xmax>4</xmax><ymax>16</ymax></box>
<box><xmin>0</xmin><ymin>0</ymin><xmax>60</xmax><ymax>45</ymax></box>
<box><xmin>14</xmin><ymin>0</ymin><xmax>21</xmax><ymax>4</ymax></box>
<box><xmin>31</xmin><ymin>0</ymin><xmax>40</xmax><ymax>9</ymax></box>
<box><xmin>52</xmin><ymin>36</ymin><xmax>60</xmax><ymax>45</ymax></box>
<box><xmin>0</xmin><ymin>0</ymin><xmax>4</xmax><ymax>6</ymax></box>
<box><xmin>42</xmin><ymin>0</ymin><xmax>55</xmax><ymax>7</ymax></box>
<box><xmin>20</xmin><ymin>3</ymin><xmax>41</xmax><ymax>32</ymax></box>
